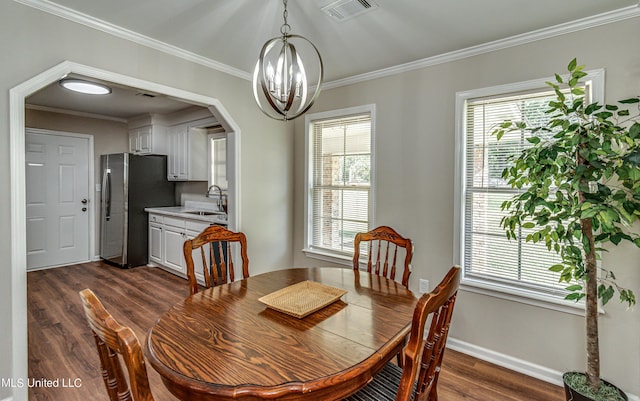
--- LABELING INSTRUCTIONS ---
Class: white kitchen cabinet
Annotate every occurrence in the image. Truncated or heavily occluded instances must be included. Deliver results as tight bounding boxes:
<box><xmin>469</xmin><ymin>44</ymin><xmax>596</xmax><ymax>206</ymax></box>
<box><xmin>166</xmin><ymin>117</ymin><xmax>215</xmax><ymax>181</ymax></box>
<box><xmin>148</xmin><ymin>213</ymin><xmax>212</xmax><ymax>280</ymax></box>
<box><xmin>128</xmin><ymin>114</ymin><xmax>168</xmax><ymax>155</ymax></box>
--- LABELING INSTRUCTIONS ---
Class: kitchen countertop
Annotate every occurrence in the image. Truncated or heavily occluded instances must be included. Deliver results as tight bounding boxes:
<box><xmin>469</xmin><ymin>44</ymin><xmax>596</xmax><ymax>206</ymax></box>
<box><xmin>145</xmin><ymin>202</ymin><xmax>228</xmax><ymax>226</ymax></box>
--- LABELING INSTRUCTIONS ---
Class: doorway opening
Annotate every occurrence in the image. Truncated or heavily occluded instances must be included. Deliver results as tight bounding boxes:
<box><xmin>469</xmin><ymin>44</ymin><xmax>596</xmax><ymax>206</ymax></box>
<box><xmin>9</xmin><ymin>60</ymin><xmax>241</xmax><ymax>401</ymax></box>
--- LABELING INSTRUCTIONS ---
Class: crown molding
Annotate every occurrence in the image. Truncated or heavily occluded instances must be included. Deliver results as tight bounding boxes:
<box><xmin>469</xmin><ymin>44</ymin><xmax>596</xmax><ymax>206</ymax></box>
<box><xmin>322</xmin><ymin>4</ymin><xmax>640</xmax><ymax>90</ymax></box>
<box><xmin>13</xmin><ymin>0</ymin><xmax>639</xmax><ymax>89</ymax></box>
<box><xmin>25</xmin><ymin>103</ymin><xmax>129</xmax><ymax>123</ymax></box>
<box><xmin>13</xmin><ymin>0</ymin><xmax>252</xmax><ymax>81</ymax></box>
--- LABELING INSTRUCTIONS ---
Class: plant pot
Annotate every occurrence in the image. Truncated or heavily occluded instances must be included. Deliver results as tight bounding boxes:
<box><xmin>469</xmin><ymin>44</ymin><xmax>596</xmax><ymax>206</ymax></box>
<box><xmin>563</xmin><ymin>372</ymin><xmax>627</xmax><ymax>401</ymax></box>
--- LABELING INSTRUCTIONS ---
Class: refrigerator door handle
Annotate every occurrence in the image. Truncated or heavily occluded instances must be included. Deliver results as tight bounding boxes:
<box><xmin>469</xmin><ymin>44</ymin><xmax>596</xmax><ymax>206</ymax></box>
<box><xmin>103</xmin><ymin>168</ymin><xmax>112</xmax><ymax>221</ymax></box>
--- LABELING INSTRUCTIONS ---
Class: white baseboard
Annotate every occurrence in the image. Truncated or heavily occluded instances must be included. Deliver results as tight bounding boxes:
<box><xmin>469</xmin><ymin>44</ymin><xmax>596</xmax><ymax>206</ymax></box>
<box><xmin>446</xmin><ymin>337</ymin><xmax>639</xmax><ymax>401</ymax></box>
<box><xmin>1</xmin><ymin>395</ymin><xmax>13</xmax><ymax>401</ymax></box>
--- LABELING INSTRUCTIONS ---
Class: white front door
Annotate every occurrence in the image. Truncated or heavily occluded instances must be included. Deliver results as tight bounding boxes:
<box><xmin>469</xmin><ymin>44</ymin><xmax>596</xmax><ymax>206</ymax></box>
<box><xmin>26</xmin><ymin>130</ymin><xmax>90</xmax><ymax>270</ymax></box>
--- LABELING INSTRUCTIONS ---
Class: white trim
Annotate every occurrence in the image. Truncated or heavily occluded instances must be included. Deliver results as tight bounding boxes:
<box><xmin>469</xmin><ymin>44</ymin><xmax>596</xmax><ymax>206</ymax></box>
<box><xmin>453</xmin><ymin>69</ymin><xmax>605</xmax><ymax>315</ymax></box>
<box><xmin>301</xmin><ymin>248</ymin><xmax>353</xmax><ymax>267</ymax></box>
<box><xmin>25</xmin><ymin>103</ymin><xmax>128</xmax><ymax>123</ymax></box>
<box><xmin>323</xmin><ymin>6</ymin><xmax>639</xmax><ymax>89</ymax></box>
<box><xmin>447</xmin><ymin>337</ymin><xmax>565</xmax><ymax>386</ymax></box>
<box><xmin>9</xmin><ymin>60</ymin><xmax>242</xmax><ymax>401</ymax></box>
<box><xmin>303</xmin><ymin>104</ymin><xmax>376</xmax><ymax>261</ymax></box>
<box><xmin>24</xmin><ymin>128</ymin><xmax>96</xmax><ymax>270</ymax></box>
<box><xmin>460</xmin><ymin>280</ymin><xmax>586</xmax><ymax>316</ymax></box>
<box><xmin>13</xmin><ymin>0</ymin><xmax>250</xmax><ymax>81</ymax></box>
<box><xmin>0</xmin><ymin>396</ymin><xmax>13</xmax><ymax>401</ymax></box>
<box><xmin>447</xmin><ymin>338</ymin><xmax>640</xmax><ymax>401</ymax></box>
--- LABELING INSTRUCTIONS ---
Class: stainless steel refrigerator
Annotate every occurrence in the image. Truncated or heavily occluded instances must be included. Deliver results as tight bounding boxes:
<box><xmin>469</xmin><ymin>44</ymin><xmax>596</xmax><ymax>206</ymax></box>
<box><xmin>100</xmin><ymin>153</ymin><xmax>175</xmax><ymax>268</ymax></box>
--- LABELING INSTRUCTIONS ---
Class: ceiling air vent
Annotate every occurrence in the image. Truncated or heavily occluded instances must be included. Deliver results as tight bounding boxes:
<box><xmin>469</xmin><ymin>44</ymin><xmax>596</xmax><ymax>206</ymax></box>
<box><xmin>321</xmin><ymin>0</ymin><xmax>379</xmax><ymax>22</ymax></box>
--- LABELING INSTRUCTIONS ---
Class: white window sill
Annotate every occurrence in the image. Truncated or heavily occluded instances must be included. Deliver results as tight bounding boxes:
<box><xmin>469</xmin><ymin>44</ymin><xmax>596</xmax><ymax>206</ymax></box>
<box><xmin>460</xmin><ymin>277</ymin><xmax>591</xmax><ymax>316</ymax></box>
<box><xmin>302</xmin><ymin>248</ymin><xmax>353</xmax><ymax>267</ymax></box>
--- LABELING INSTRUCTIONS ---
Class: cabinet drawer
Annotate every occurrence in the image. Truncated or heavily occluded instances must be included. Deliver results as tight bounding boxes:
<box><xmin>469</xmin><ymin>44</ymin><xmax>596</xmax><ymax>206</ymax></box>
<box><xmin>186</xmin><ymin>220</ymin><xmax>210</xmax><ymax>234</ymax></box>
<box><xmin>164</xmin><ymin>216</ymin><xmax>186</xmax><ymax>229</ymax></box>
<box><xmin>149</xmin><ymin>213</ymin><xmax>163</xmax><ymax>224</ymax></box>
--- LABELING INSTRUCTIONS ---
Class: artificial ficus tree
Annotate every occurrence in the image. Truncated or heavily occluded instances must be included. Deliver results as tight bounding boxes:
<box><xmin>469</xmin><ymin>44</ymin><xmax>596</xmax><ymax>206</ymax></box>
<box><xmin>493</xmin><ymin>59</ymin><xmax>639</xmax><ymax>394</ymax></box>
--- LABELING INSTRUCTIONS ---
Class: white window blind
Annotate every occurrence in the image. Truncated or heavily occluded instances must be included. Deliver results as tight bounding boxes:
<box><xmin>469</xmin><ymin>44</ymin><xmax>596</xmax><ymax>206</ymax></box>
<box><xmin>309</xmin><ymin>113</ymin><xmax>372</xmax><ymax>256</ymax></box>
<box><xmin>463</xmin><ymin>88</ymin><xmax>580</xmax><ymax>298</ymax></box>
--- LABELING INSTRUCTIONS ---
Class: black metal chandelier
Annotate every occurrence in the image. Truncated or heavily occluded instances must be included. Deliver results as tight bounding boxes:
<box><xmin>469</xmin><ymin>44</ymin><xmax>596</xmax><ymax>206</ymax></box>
<box><xmin>252</xmin><ymin>0</ymin><xmax>324</xmax><ymax>121</ymax></box>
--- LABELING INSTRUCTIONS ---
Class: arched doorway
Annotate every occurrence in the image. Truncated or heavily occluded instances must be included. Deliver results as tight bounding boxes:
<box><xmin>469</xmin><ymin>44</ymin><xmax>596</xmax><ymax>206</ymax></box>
<box><xmin>9</xmin><ymin>60</ymin><xmax>241</xmax><ymax>401</ymax></box>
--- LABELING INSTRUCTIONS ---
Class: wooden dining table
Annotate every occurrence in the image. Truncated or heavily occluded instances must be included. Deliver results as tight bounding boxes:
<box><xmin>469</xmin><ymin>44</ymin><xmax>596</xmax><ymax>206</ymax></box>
<box><xmin>144</xmin><ymin>267</ymin><xmax>418</xmax><ymax>401</ymax></box>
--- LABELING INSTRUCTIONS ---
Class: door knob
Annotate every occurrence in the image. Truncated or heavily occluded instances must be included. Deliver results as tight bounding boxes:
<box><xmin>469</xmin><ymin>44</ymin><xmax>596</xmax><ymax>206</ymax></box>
<box><xmin>81</xmin><ymin>198</ymin><xmax>88</xmax><ymax>204</ymax></box>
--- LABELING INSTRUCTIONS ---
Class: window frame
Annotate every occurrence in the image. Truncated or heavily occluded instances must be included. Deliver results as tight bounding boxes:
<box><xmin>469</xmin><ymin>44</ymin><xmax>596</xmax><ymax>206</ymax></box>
<box><xmin>303</xmin><ymin>104</ymin><xmax>376</xmax><ymax>265</ymax></box>
<box><xmin>453</xmin><ymin>69</ymin><xmax>604</xmax><ymax>315</ymax></box>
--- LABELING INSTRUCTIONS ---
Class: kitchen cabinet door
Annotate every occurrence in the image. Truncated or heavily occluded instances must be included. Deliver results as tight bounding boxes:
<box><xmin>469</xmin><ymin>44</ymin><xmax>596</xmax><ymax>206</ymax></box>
<box><xmin>129</xmin><ymin>125</ymin><xmax>166</xmax><ymax>155</ymax></box>
<box><xmin>163</xmin><ymin>226</ymin><xmax>186</xmax><ymax>274</ymax></box>
<box><xmin>167</xmin><ymin>124</ymin><xmax>188</xmax><ymax>180</ymax></box>
<box><xmin>149</xmin><ymin>223</ymin><xmax>163</xmax><ymax>265</ymax></box>
<box><xmin>166</xmin><ymin>122</ymin><xmax>208</xmax><ymax>181</ymax></box>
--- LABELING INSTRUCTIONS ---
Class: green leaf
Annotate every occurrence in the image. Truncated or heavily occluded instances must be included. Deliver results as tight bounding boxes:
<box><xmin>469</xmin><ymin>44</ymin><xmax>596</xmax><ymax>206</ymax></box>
<box><xmin>623</xmin><ymin>149</ymin><xmax>640</xmax><ymax>166</ymax></box>
<box><xmin>549</xmin><ymin>264</ymin><xmax>564</xmax><ymax>272</ymax></box>
<box><xmin>619</xmin><ymin>97</ymin><xmax>640</xmax><ymax>104</ymax></box>
<box><xmin>580</xmin><ymin>208</ymin><xmax>598</xmax><ymax>218</ymax></box>
<box><xmin>595</xmin><ymin>111</ymin><xmax>613</xmax><ymax>120</ymax></box>
<box><xmin>585</xmin><ymin>103</ymin><xmax>601</xmax><ymax>115</ymax></box>
<box><xmin>565</xmin><ymin>284</ymin><xmax>583</xmax><ymax>292</ymax></box>
<box><xmin>598</xmin><ymin>285</ymin><xmax>615</xmax><ymax>305</ymax></box>
<box><xmin>568</xmin><ymin>58</ymin><xmax>577</xmax><ymax>72</ymax></box>
<box><xmin>522</xmin><ymin>222</ymin><xmax>535</xmax><ymax>229</ymax></box>
<box><xmin>555</xmin><ymin>73</ymin><xmax>563</xmax><ymax>84</ymax></box>
<box><xmin>565</xmin><ymin>293</ymin><xmax>584</xmax><ymax>301</ymax></box>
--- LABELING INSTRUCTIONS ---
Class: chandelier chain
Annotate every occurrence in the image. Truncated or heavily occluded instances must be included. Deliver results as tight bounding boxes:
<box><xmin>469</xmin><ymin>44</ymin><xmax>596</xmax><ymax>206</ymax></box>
<box><xmin>280</xmin><ymin>0</ymin><xmax>291</xmax><ymax>35</ymax></box>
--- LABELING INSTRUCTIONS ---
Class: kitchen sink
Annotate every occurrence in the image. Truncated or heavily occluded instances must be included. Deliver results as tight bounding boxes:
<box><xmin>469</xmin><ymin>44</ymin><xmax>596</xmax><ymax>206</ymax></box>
<box><xmin>184</xmin><ymin>210</ymin><xmax>220</xmax><ymax>216</ymax></box>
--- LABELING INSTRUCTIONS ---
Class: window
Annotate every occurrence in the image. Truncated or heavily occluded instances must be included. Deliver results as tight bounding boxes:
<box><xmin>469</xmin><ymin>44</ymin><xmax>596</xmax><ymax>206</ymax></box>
<box><xmin>454</xmin><ymin>71</ymin><xmax>603</xmax><ymax>312</ymax></box>
<box><xmin>304</xmin><ymin>105</ymin><xmax>375</xmax><ymax>263</ymax></box>
<box><xmin>208</xmin><ymin>132</ymin><xmax>227</xmax><ymax>189</ymax></box>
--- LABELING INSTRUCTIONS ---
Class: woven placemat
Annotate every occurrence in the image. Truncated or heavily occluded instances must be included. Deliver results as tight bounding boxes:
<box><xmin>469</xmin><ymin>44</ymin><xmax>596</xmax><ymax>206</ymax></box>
<box><xmin>258</xmin><ymin>280</ymin><xmax>348</xmax><ymax>318</ymax></box>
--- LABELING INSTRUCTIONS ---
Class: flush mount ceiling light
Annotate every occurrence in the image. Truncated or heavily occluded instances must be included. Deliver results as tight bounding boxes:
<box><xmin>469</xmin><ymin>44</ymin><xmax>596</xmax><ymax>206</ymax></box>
<box><xmin>252</xmin><ymin>0</ymin><xmax>323</xmax><ymax>121</ymax></box>
<box><xmin>59</xmin><ymin>78</ymin><xmax>112</xmax><ymax>95</ymax></box>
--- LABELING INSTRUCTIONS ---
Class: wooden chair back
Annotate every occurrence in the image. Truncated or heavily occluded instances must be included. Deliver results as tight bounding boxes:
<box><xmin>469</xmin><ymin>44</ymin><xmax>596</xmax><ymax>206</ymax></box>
<box><xmin>353</xmin><ymin>226</ymin><xmax>413</xmax><ymax>287</ymax></box>
<box><xmin>79</xmin><ymin>288</ymin><xmax>155</xmax><ymax>401</ymax></box>
<box><xmin>396</xmin><ymin>266</ymin><xmax>461</xmax><ymax>401</ymax></box>
<box><xmin>183</xmin><ymin>225</ymin><xmax>249</xmax><ymax>295</ymax></box>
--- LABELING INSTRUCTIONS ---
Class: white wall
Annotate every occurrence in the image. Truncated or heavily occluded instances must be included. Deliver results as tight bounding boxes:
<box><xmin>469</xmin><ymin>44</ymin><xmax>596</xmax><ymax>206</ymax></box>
<box><xmin>0</xmin><ymin>2</ymin><xmax>294</xmax><ymax>399</ymax></box>
<box><xmin>293</xmin><ymin>16</ymin><xmax>640</xmax><ymax>397</ymax></box>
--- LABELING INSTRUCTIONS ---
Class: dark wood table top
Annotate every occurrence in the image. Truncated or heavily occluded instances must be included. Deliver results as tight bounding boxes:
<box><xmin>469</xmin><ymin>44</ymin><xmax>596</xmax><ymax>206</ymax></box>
<box><xmin>145</xmin><ymin>267</ymin><xmax>417</xmax><ymax>400</ymax></box>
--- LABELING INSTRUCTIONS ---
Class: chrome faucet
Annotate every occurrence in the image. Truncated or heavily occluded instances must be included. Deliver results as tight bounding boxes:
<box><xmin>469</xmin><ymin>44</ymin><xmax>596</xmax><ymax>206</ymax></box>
<box><xmin>205</xmin><ymin>185</ymin><xmax>224</xmax><ymax>211</ymax></box>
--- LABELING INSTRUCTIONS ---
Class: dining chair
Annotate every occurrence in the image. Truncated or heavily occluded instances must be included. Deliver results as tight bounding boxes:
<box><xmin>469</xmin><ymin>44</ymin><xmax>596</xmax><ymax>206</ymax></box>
<box><xmin>183</xmin><ymin>224</ymin><xmax>250</xmax><ymax>295</ymax></box>
<box><xmin>79</xmin><ymin>288</ymin><xmax>155</xmax><ymax>401</ymax></box>
<box><xmin>352</xmin><ymin>226</ymin><xmax>413</xmax><ymax>287</ymax></box>
<box><xmin>345</xmin><ymin>266</ymin><xmax>461</xmax><ymax>401</ymax></box>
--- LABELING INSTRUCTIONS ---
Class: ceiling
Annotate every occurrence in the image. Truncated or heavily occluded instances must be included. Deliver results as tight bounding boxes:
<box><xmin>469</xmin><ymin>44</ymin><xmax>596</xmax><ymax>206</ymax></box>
<box><xmin>23</xmin><ymin>0</ymin><xmax>639</xmax><ymax>120</ymax></box>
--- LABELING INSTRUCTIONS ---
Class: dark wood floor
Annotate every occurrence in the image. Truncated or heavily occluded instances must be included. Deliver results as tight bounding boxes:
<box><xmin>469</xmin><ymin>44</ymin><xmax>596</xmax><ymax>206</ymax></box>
<box><xmin>27</xmin><ymin>261</ymin><xmax>564</xmax><ymax>401</ymax></box>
